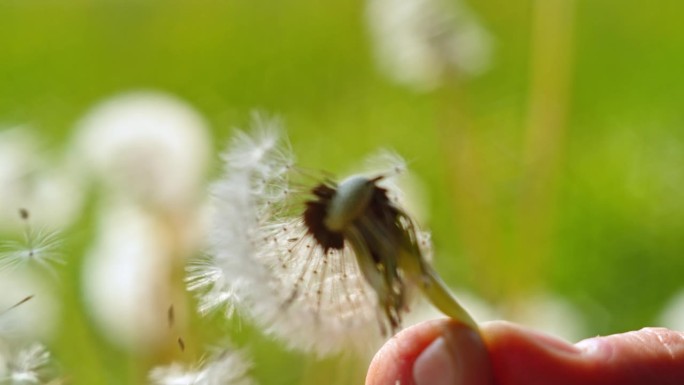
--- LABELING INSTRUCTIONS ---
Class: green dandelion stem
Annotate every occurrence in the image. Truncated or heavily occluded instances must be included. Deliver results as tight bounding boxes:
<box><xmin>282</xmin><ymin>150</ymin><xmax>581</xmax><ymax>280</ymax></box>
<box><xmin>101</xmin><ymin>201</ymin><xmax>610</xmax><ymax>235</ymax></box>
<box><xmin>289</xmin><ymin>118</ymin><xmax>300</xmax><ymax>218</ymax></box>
<box><xmin>420</xmin><ymin>267</ymin><xmax>478</xmax><ymax>330</ymax></box>
<box><xmin>399</xmin><ymin>248</ymin><xmax>478</xmax><ymax>331</ymax></box>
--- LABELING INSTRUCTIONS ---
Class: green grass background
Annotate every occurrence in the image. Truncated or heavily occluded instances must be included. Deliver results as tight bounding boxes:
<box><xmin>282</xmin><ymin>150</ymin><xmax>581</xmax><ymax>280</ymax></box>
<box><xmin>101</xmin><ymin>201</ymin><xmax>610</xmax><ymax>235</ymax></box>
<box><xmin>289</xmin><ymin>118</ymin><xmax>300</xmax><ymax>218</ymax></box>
<box><xmin>1</xmin><ymin>0</ymin><xmax>683</xmax><ymax>384</ymax></box>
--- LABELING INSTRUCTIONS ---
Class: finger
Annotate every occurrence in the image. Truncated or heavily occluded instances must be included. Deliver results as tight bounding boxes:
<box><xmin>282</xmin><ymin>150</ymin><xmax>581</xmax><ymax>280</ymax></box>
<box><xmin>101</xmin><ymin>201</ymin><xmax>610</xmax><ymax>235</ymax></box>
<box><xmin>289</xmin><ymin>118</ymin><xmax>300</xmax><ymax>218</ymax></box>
<box><xmin>483</xmin><ymin>321</ymin><xmax>684</xmax><ymax>385</ymax></box>
<box><xmin>366</xmin><ymin>318</ymin><xmax>492</xmax><ymax>385</ymax></box>
<box><xmin>366</xmin><ymin>319</ymin><xmax>684</xmax><ymax>385</ymax></box>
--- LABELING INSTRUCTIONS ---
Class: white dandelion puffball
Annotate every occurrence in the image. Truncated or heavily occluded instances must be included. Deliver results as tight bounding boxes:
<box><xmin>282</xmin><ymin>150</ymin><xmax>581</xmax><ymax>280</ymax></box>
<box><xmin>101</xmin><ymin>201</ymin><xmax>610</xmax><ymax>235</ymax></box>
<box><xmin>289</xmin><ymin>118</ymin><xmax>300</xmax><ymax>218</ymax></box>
<box><xmin>82</xmin><ymin>205</ymin><xmax>177</xmax><ymax>351</ymax></box>
<box><xmin>149</xmin><ymin>347</ymin><xmax>254</xmax><ymax>385</ymax></box>
<box><xmin>189</xmin><ymin>115</ymin><xmax>457</xmax><ymax>357</ymax></box>
<box><xmin>72</xmin><ymin>91</ymin><xmax>211</xmax><ymax>209</ymax></box>
<box><xmin>0</xmin><ymin>128</ymin><xmax>84</xmax><ymax>231</ymax></box>
<box><xmin>366</xmin><ymin>0</ymin><xmax>493</xmax><ymax>90</ymax></box>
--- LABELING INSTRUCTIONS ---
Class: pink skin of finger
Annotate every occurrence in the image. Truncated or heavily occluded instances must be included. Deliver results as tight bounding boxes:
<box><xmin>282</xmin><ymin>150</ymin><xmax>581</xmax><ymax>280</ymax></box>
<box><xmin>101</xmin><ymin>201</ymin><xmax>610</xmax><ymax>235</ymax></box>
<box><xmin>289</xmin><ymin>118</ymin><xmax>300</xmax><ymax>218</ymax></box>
<box><xmin>366</xmin><ymin>319</ymin><xmax>684</xmax><ymax>385</ymax></box>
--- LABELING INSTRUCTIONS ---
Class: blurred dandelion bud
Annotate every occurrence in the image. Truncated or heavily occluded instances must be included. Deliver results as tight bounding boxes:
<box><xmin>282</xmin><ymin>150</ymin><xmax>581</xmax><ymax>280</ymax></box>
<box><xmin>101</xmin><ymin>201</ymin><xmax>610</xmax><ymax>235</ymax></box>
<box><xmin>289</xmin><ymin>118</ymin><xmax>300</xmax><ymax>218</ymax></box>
<box><xmin>366</xmin><ymin>0</ymin><xmax>493</xmax><ymax>90</ymax></box>
<box><xmin>149</xmin><ymin>346</ymin><xmax>254</xmax><ymax>385</ymax></box>
<box><xmin>191</xmin><ymin>115</ymin><xmax>476</xmax><ymax>357</ymax></box>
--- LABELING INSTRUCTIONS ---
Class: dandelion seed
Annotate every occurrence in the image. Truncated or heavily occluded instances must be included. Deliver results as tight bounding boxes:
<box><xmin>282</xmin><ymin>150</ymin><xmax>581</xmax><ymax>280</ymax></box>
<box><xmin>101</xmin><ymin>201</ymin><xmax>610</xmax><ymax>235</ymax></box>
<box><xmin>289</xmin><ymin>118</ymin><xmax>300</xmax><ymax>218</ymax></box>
<box><xmin>186</xmin><ymin>257</ymin><xmax>239</xmax><ymax>318</ymax></box>
<box><xmin>191</xmin><ymin>115</ymin><xmax>476</xmax><ymax>357</ymax></box>
<box><xmin>0</xmin><ymin>271</ymin><xmax>59</xmax><ymax>341</ymax></box>
<box><xmin>0</xmin><ymin>296</ymin><xmax>34</xmax><ymax>319</ymax></box>
<box><xmin>149</xmin><ymin>348</ymin><xmax>254</xmax><ymax>385</ymax></box>
<box><xmin>0</xmin><ymin>210</ymin><xmax>64</xmax><ymax>274</ymax></box>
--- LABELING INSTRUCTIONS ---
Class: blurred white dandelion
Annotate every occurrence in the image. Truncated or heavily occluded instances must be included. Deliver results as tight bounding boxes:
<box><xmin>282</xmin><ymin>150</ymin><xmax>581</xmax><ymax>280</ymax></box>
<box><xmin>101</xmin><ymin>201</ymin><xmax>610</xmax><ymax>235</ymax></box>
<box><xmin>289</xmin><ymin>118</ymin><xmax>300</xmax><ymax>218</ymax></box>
<box><xmin>82</xmin><ymin>205</ymin><xmax>183</xmax><ymax>351</ymax></box>
<box><xmin>190</xmin><ymin>115</ymin><xmax>475</xmax><ymax>357</ymax></box>
<box><xmin>0</xmin><ymin>210</ymin><xmax>64</xmax><ymax>274</ymax></box>
<box><xmin>75</xmin><ymin>91</ymin><xmax>211</xmax><ymax>352</ymax></box>
<box><xmin>366</xmin><ymin>0</ymin><xmax>493</xmax><ymax>90</ymax></box>
<box><xmin>72</xmin><ymin>91</ymin><xmax>212</xmax><ymax>210</ymax></box>
<box><xmin>149</xmin><ymin>347</ymin><xmax>254</xmax><ymax>385</ymax></box>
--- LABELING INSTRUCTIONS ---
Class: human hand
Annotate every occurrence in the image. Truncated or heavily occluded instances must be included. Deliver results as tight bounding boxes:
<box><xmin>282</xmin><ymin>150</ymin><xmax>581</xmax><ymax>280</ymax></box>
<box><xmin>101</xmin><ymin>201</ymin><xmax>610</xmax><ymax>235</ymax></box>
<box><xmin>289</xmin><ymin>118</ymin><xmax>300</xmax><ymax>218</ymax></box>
<box><xmin>366</xmin><ymin>318</ymin><xmax>684</xmax><ymax>385</ymax></box>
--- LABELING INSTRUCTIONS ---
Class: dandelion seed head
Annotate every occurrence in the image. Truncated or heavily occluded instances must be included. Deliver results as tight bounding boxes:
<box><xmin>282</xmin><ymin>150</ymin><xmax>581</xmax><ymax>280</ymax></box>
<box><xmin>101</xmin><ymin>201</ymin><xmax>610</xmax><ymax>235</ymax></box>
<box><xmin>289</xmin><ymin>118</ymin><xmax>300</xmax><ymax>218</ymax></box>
<box><xmin>197</xmin><ymin>116</ymin><xmax>434</xmax><ymax>356</ymax></box>
<box><xmin>149</xmin><ymin>348</ymin><xmax>254</xmax><ymax>385</ymax></box>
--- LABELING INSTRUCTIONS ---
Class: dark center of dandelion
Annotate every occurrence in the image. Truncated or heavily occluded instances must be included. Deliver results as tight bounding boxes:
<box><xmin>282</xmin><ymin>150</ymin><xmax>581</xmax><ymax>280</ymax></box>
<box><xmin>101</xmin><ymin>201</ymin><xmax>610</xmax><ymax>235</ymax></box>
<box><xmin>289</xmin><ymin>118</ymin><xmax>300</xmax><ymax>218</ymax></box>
<box><xmin>303</xmin><ymin>176</ymin><xmax>399</xmax><ymax>255</ymax></box>
<box><xmin>303</xmin><ymin>175</ymin><xmax>411</xmax><ymax>332</ymax></box>
<box><xmin>303</xmin><ymin>183</ymin><xmax>346</xmax><ymax>251</ymax></box>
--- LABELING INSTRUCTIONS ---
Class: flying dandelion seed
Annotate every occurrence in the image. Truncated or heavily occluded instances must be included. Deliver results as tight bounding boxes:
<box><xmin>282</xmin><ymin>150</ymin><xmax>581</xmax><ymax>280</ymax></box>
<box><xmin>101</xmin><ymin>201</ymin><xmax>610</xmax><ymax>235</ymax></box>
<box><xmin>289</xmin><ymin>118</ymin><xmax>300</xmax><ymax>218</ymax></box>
<box><xmin>0</xmin><ymin>296</ymin><xmax>34</xmax><ymax>319</ymax></box>
<box><xmin>0</xmin><ymin>271</ymin><xmax>59</xmax><ymax>341</ymax></box>
<box><xmin>0</xmin><ymin>210</ymin><xmax>64</xmax><ymax>274</ymax></box>
<box><xmin>149</xmin><ymin>347</ymin><xmax>254</xmax><ymax>385</ymax></box>
<box><xmin>190</xmin><ymin>115</ymin><xmax>476</xmax><ymax>356</ymax></box>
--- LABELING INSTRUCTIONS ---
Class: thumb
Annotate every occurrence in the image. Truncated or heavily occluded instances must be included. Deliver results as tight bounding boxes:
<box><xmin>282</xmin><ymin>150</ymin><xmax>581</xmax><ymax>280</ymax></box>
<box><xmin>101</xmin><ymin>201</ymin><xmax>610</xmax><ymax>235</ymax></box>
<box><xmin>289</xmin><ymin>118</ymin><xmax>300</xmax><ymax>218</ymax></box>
<box><xmin>366</xmin><ymin>318</ymin><xmax>493</xmax><ymax>385</ymax></box>
<box><xmin>366</xmin><ymin>319</ymin><xmax>684</xmax><ymax>385</ymax></box>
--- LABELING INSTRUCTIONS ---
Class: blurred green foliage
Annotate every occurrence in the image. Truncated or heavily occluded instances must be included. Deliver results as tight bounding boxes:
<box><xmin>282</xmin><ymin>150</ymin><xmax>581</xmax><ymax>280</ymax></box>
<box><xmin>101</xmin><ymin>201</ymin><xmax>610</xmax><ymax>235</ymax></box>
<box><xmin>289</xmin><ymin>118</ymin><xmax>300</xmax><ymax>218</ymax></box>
<box><xmin>1</xmin><ymin>0</ymin><xmax>683</xmax><ymax>384</ymax></box>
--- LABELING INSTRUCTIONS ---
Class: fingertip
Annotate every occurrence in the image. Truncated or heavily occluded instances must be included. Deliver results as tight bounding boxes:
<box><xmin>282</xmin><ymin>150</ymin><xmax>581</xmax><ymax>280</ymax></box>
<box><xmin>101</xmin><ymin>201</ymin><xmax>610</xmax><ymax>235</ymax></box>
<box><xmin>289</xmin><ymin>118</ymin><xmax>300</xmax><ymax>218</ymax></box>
<box><xmin>576</xmin><ymin>327</ymin><xmax>684</xmax><ymax>384</ymax></box>
<box><xmin>366</xmin><ymin>319</ymin><xmax>492</xmax><ymax>385</ymax></box>
<box><xmin>366</xmin><ymin>319</ymin><xmax>446</xmax><ymax>385</ymax></box>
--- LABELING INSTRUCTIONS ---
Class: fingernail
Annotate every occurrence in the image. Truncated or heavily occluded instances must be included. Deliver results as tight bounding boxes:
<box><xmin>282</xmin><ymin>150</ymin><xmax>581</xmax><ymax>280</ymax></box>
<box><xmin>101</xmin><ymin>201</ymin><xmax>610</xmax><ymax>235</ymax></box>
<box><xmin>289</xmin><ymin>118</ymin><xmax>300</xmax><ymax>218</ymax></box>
<box><xmin>576</xmin><ymin>337</ymin><xmax>612</xmax><ymax>359</ymax></box>
<box><xmin>414</xmin><ymin>337</ymin><xmax>457</xmax><ymax>385</ymax></box>
<box><xmin>413</xmin><ymin>325</ymin><xmax>492</xmax><ymax>385</ymax></box>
